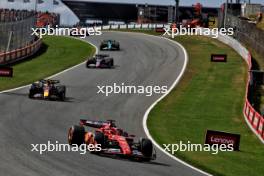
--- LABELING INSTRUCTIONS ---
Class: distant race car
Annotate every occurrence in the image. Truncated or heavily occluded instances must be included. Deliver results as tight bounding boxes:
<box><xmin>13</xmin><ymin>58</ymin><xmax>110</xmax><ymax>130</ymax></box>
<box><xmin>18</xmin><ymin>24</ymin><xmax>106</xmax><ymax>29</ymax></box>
<box><xmin>68</xmin><ymin>119</ymin><xmax>156</xmax><ymax>161</ymax></box>
<box><xmin>100</xmin><ymin>40</ymin><xmax>120</xmax><ymax>50</ymax></box>
<box><xmin>29</xmin><ymin>79</ymin><xmax>66</xmax><ymax>101</ymax></box>
<box><xmin>86</xmin><ymin>54</ymin><xmax>114</xmax><ymax>68</ymax></box>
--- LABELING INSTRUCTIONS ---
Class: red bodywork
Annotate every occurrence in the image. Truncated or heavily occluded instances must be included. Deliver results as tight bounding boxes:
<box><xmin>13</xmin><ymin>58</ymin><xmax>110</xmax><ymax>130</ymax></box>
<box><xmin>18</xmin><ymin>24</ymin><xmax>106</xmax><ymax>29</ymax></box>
<box><xmin>80</xmin><ymin>120</ymin><xmax>134</xmax><ymax>156</ymax></box>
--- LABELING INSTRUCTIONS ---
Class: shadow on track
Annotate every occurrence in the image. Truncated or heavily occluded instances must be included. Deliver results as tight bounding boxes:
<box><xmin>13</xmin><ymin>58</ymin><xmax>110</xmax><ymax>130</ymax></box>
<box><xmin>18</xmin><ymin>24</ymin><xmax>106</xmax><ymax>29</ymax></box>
<box><xmin>94</xmin><ymin>154</ymin><xmax>171</xmax><ymax>167</ymax></box>
<box><xmin>1</xmin><ymin>92</ymin><xmax>76</xmax><ymax>103</ymax></box>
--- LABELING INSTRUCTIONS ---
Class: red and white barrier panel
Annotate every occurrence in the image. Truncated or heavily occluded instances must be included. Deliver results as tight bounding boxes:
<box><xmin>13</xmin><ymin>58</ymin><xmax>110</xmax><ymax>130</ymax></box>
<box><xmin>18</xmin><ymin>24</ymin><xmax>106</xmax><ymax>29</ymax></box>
<box><xmin>0</xmin><ymin>39</ymin><xmax>42</xmax><ymax>65</ymax></box>
<box><xmin>244</xmin><ymin>57</ymin><xmax>264</xmax><ymax>141</ymax></box>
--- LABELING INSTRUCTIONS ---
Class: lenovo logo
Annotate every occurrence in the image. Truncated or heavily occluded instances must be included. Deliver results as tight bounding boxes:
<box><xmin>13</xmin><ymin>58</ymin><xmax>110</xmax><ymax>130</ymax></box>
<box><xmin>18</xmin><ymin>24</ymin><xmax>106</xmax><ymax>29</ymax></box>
<box><xmin>211</xmin><ymin>54</ymin><xmax>227</xmax><ymax>62</ymax></box>
<box><xmin>205</xmin><ymin>130</ymin><xmax>240</xmax><ymax>151</ymax></box>
<box><xmin>0</xmin><ymin>67</ymin><xmax>13</xmax><ymax>77</ymax></box>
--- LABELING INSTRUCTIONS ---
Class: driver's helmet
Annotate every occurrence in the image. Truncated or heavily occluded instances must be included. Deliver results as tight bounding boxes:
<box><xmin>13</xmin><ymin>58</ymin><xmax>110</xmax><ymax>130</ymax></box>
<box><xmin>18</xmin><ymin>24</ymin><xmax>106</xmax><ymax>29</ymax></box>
<box><xmin>116</xmin><ymin>129</ymin><xmax>123</xmax><ymax>136</ymax></box>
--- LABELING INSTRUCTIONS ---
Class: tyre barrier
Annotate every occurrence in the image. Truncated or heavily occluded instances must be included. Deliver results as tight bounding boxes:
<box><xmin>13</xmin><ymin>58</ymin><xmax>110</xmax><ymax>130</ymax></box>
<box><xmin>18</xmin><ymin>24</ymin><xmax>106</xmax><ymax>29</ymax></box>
<box><xmin>0</xmin><ymin>38</ymin><xmax>42</xmax><ymax>66</ymax></box>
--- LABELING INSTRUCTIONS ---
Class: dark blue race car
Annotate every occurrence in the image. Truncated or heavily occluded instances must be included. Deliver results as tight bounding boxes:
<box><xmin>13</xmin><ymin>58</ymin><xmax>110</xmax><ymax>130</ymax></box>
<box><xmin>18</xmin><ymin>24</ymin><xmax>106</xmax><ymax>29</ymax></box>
<box><xmin>100</xmin><ymin>40</ymin><xmax>120</xmax><ymax>51</ymax></box>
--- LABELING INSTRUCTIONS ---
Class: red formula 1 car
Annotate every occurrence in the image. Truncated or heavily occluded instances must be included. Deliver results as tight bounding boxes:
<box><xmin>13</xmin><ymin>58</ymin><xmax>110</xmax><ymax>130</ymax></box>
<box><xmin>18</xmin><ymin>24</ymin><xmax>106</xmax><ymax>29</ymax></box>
<box><xmin>68</xmin><ymin>119</ymin><xmax>156</xmax><ymax>161</ymax></box>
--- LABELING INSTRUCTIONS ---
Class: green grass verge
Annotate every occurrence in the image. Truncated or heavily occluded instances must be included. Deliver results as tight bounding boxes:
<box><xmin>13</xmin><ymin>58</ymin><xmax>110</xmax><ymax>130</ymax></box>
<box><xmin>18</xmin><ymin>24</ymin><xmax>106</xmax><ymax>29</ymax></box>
<box><xmin>116</xmin><ymin>29</ymin><xmax>264</xmax><ymax>175</ymax></box>
<box><xmin>146</xmin><ymin>35</ymin><xmax>264</xmax><ymax>176</ymax></box>
<box><xmin>0</xmin><ymin>36</ymin><xmax>95</xmax><ymax>91</ymax></box>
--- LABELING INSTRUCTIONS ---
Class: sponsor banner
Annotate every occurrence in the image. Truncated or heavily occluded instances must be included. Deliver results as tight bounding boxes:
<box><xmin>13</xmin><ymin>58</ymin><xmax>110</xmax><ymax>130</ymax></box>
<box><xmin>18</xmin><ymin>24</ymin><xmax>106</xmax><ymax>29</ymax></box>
<box><xmin>0</xmin><ymin>67</ymin><xmax>13</xmax><ymax>77</ymax></box>
<box><xmin>156</xmin><ymin>28</ymin><xmax>165</xmax><ymax>33</ymax></box>
<box><xmin>102</xmin><ymin>25</ymin><xmax>110</xmax><ymax>30</ymax></box>
<box><xmin>120</xmin><ymin>25</ymin><xmax>127</xmax><ymax>29</ymax></box>
<box><xmin>156</xmin><ymin>24</ymin><xmax>164</xmax><ymax>28</ymax></box>
<box><xmin>211</xmin><ymin>54</ymin><xmax>227</xmax><ymax>62</ymax></box>
<box><xmin>205</xmin><ymin>130</ymin><xmax>240</xmax><ymax>151</ymax></box>
<box><xmin>135</xmin><ymin>24</ymin><xmax>141</xmax><ymax>29</ymax></box>
<box><xmin>127</xmin><ymin>24</ymin><xmax>135</xmax><ymax>29</ymax></box>
<box><xmin>142</xmin><ymin>24</ymin><xmax>149</xmax><ymax>29</ymax></box>
<box><xmin>164</xmin><ymin>24</ymin><xmax>170</xmax><ymax>29</ymax></box>
<box><xmin>148</xmin><ymin>24</ymin><xmax>156</xmax><ymax>29</ymax></box>
<box><xmin>111</xmin><ymin>25</ymin><xmax>118</xmax><ymax>29</ymax></box>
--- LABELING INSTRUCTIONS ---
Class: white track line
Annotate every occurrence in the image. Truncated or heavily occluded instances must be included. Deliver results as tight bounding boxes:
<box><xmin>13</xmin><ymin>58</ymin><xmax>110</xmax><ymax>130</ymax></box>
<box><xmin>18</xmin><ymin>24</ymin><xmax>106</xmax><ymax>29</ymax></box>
<box><xmin>109</xmin><ymin>31</ymin><xmax>211</xmax><ymax>175</ymax></box>
<box><xmin>140</xmin><ymin>34</ymin><xmax>212</xmax><ymax>176</ymax></box>
<box><xmin>1</xmin><ymin>32</ymin><xmax>211</xmax><ymax>175</ymax></box>
<box><xmin>0</xmin><ymin>37</ymin><xmax>98</xmax><ymax>94</ymax></box>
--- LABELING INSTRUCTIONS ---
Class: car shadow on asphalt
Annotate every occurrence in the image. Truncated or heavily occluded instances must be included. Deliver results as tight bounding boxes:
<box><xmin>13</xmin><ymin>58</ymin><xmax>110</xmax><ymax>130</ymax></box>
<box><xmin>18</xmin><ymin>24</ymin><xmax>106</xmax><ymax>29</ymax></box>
<box><xmin>1</xmin><ymin>92</ymin><xmax>76</xmax><ymax>103</ymax></box>
<box><xmin>96</xmin><ymin>154</ymin><xmax>171</xmax><ymax>167</ymax></box>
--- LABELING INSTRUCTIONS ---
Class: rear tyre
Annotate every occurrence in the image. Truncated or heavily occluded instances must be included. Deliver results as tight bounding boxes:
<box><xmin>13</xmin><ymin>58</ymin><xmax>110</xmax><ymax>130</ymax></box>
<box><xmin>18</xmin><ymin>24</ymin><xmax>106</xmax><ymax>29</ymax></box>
<box><xmin>94</xmin><ymin>131</ymin><xmax>106</xmax><ymax>148</ymax></box>
<box><xmin>60</xmin><ymin>92</ymin><xmax>66</xmax><ymax>101</ymax></box>
<box><xmin>68</xmin><ymin>125</ymin><xmax>85</xmax><ymax>146</ymax></box>
<box><xmin>57</xmin><ymin>86</ymin><xmax>66</xmax><ymax>101</ymax></box>
<box><xmin>139</xmin><ymin>138</ymin><xmax>153</xmax><ymax>161</ymax></box>
<box><xmin>29</xmin><ymin>92</ymin><xmax>34</xmax><ymax>98</ymax></box>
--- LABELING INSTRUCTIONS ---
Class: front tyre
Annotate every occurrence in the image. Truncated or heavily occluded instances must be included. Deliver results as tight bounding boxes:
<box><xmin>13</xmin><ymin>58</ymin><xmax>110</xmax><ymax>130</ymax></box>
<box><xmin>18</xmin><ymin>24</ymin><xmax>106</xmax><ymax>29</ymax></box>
<box><xmin>68</xmin><ymin>125</ymin><xmax>85</xmax><ymax>146</ymax></box>
<box><xmin>139</xmin><ymin>138</ymin><xmax>153</xmax><ymax>161</ymax></box>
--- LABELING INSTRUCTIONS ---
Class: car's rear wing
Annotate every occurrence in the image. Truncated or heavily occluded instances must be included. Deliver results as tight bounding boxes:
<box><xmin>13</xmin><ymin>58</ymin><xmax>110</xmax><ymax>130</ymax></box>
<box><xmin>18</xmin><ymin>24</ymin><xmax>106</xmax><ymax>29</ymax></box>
<box><xmin>80</xmin><ymin>119</ymin><xmax>116</xmax><ymax>128</ymax></box>
<box><xmin>95</xmin><ymin>54</ymin><xmax>109</xmax><ymax>58</ymax></box>
<box><xmin>40</xmin><ymin>79</ymin><xmax>60</xmax><ymax>84</ymax></box>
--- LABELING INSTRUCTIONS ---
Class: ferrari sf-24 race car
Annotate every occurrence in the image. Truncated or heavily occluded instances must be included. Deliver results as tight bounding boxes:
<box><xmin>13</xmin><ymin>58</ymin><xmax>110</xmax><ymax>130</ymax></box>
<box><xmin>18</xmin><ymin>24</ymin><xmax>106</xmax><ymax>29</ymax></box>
<box><xmin>29</xmin><ymin>79</ymin><xmax>66</xmax><ymax>101</ymax></box>
<box><xmin>100</xmin><ymin>40</ymin><xmax>120</xmax><ymax>51</ymax></box>
<box><xmin>68</xmin><ymin>119</ymin><xmax>156</xmax><ymax>161</ymax></box>
<box><xmin>86</xmin><ymin>54</ymin><xmax>114</xmax><ymax>68</ymax></box>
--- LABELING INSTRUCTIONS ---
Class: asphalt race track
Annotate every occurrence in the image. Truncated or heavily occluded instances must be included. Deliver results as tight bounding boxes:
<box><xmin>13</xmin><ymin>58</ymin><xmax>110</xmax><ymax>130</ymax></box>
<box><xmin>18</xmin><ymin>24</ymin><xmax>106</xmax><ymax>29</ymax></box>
<box><xmin>0</xmin><ymin>32</ymin><xmax>206</xmax><ymax>176</ymax></box>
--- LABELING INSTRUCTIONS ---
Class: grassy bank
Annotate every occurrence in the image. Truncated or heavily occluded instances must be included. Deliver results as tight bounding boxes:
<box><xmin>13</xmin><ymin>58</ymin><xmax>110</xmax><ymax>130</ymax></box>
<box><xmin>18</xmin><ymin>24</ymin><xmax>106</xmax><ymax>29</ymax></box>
<box><xmin>127</xmin><ymin>30</ymin><xmax>264</xmax><ymax>176</ymax></box>
<box><xmin>0</xmin><ymin>36</ymin><xmax>95</xmax><ymax>91</ymax></box>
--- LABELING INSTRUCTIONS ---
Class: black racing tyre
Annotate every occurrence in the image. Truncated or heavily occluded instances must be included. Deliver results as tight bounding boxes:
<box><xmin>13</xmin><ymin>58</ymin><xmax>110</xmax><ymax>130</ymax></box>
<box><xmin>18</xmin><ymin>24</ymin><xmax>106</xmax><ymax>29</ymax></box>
<box><xmin>60</xmin><ymin>91</ymin><xmax>66</xmax><ymax>101</ymax></box>
<box><xmin>57</xmin><ymin>86</ymin><xmax>66</xmax><ymax>101</ymax></box>
<box><xmin>68</xmin><ymin>125</ymin><xmax>85</xmax><ymax>146</ymax></box>
<box><xmin>139</xmin><ymin>138</ymin><xmax>153</xmax><ymax>160</ymax></box>
<box><xmin>86</xmin><ymin>59</ymin><xmax>94</xmax><ymax>68</ymax></box>
<box><xmin>94</xmin><ymin>131</ymin><xmax>106</xmax><ymax>148</ymax></box>
<box><xmin>29</xmin><ymin>91</ymin><xmax>34</xmax><ymax>98</ymax></box>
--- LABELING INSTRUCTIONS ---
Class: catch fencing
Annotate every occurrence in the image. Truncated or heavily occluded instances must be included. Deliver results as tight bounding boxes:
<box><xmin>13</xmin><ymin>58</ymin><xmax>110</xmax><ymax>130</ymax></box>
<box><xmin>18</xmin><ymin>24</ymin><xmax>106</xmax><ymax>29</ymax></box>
<box><xmin>0</xmin><ymin>9</ymin><xmax>41</xmax><ymax>65</ymax></box>
<box><xmin>0</xmin><ymin>38</ymin><xmax>42</xmax><ymax>65</ymax></box>
<box><xmin>225</xmin><ymin>14</ymin><xmax>264</xmax><ymax>57</ymax></box>
<box><xmin>0</xmin><ymin>15</ymin><xmax>36</xmax><ymax>53</ymax></box>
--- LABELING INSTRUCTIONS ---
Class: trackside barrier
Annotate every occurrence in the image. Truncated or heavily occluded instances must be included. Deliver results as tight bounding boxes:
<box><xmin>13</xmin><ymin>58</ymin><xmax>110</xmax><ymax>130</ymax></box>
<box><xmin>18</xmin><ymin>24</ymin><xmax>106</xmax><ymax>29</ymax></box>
<box><xmin>99</xmin><ymin>24</ymin><xmax>264</xmax><ymax>142</ymax></box>
<box><xmin>100</xmin><ymin>24</ymin><xmax>167</xmax><ymax>30</ymax></box>
<box><xmin>216</xmin><ymin>33</ymin><xmax>264</xmax><ymax>143</ymax></box>
<box><xmin>0</xmin><ymin>38</ymin><xmax>42</xmax><ymax>65</ymax></box>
